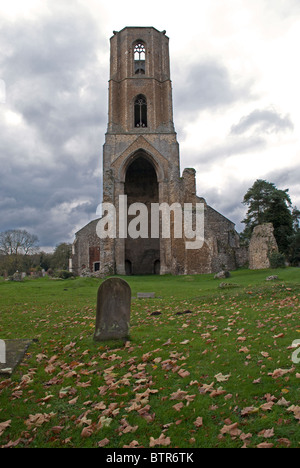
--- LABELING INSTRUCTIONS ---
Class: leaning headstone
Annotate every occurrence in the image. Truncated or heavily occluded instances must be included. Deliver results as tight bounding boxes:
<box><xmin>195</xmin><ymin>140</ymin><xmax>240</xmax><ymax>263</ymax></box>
<box><xmin>94</xmin><ymin>278</ymin><xmax>131</xmax><ymax>341</ymax></box>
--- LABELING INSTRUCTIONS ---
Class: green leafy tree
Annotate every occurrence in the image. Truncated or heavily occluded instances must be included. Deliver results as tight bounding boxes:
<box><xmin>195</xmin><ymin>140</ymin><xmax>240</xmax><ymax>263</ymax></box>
<box><xmin>288</xmin><ymin>206</ymin><xmax>300</xmax><ymax>265</ymax></box>
<box><xmin>288</xmin><ymin>231</ymin><xmax>300</xmax><ymax>266</ymax></box>
<box><xmin>50</xmin><ymin>243</ymin><xmax>72</xmax><ymax>271</ymax></box>
<box><xmin>241</xmin><ymin>179</ymin><xmax>293</xmax><ymax>254</ymax></box>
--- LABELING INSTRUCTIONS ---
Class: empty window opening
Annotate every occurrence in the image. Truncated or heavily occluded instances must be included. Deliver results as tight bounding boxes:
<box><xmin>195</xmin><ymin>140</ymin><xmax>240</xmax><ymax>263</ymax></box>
<box><xmin>154</xmin><ymin>259</ymin><xmax>160</xmax><ymax>275</ymax></box>
<box><xmin>125</xmin><ymin>260</ymin><xmax>132</xmax><ymax>276</ymax></box>
<box><xmin>93</xmin><ymin>262</ymin><xmax>100</xmax><ymax>272</ymax></box>
<box><xmin>134</xmin><ymin>95</ymin><xmax>147</xmax><ymax>128</ymax></box>
<box><xmin>134</xmin><ymin>42</ymin><xmax>146</xmax><ymax>74</ymax></box>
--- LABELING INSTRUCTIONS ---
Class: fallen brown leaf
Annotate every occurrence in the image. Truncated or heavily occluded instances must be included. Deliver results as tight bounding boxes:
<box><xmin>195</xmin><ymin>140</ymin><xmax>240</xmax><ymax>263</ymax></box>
<box><xmin>0</xmin><ymin>420</ymin><xmax>11</xmax><ymax>436</ymax></box>
<box><xmin>194</xmin><ymin>417</ymin><xmax>203</xmax><ymax>428</ymax></box>
<box><xmin>173</xmin><ymin>402</ymin><xmax>184</xmax><ymax>412</ymax></box>
<box><xmin>149</xmin><ymin>433</ymin><xmax>171</xmax><ymax>447</ymax></box>
<box><xmin>220</xmin><ymin>422</ymin><xmax>241</xmax><ymax>437</ymax></box>
<box><xmin>258</xmin><ymin>428</ymin><xmax>274</xmax><ymax>438</ymax></box>
<box><xmin>256</xmin><ymin>442</ymin><xmax>274</xmax><ymax>448</ymax></box>
<box><xmin>81</xmin><ymin>426</ymin><xmax>94</xmax><ymax>438</ymax></box>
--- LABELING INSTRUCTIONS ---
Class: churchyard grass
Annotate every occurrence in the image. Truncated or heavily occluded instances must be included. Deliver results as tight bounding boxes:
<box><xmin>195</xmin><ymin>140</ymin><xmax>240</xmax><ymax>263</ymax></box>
<box><xmin>0</xmin><ymin>268</ymin><xmax>299</xmax><ymax>448</ymax></box>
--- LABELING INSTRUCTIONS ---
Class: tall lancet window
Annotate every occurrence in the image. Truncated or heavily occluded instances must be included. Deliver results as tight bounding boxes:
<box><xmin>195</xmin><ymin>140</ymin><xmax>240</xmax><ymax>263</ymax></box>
<box><xmin>134</xmin><ymin>95</ymin><xmax>147</xmax><ymax>128</ymax></box>
<box><xmin>134</xmin><ymin>42</ymin><xmax>146</xmax><ymax>75</ymax></box>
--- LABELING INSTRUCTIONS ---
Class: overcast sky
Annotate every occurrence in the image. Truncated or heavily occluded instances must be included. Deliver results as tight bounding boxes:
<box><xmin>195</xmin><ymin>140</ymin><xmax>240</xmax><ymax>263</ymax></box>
<box><xmin>0</xmin><ymin>0</ymin><xmax>300</xmax><ymax>250</ymax></box>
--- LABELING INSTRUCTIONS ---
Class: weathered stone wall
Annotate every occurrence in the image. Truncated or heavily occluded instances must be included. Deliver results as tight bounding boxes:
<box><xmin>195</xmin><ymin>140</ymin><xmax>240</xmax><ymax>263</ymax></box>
<box><xmin>72</xmin><ymin>219</ymin><xmax>100</xmax><ymax>276</ymax></box>
<box><xmin>249</xmin><ymin>223</ymin><xmax>278</xmax><ymax>269</ymax></box>
<box><xmin>205</xmin><ymin>205</ymin><xmax>240</xmax><ymax>272</ymax></box>
<box><xmin>72</xmin><ymin>193</ymin><xmax>247</xmax><ymax>277</ymax></box>
<box><xmin>235</xmin><ymin>245</ymin><xmax>249</xmax><ymax>268</ymax></box>
<box><xmin>109</xmin><ymin>28</ymin><xmax>174</xmax><ymax>134</ymax></box>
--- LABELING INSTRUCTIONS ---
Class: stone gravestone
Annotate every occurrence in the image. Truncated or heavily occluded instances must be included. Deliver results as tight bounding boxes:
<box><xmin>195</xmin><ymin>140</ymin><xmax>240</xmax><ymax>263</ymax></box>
<box><xmin>0</xmin><ymin>339</ymin><xmax>33</xmax><ymax>375</ymax></box>
<box><xmin>94</xmin><ymin>278</ymin><xmax>131</xmax><ymax>341</ymax></box>
<box><xmin>137</xmin><ymin>292</ymin><xmax>155</xmax><ymax>299</ymax></box>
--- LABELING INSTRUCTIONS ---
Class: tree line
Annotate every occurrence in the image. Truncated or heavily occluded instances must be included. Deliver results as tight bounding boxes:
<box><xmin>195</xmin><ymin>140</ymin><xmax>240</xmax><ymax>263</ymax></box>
<box><xmin>0</xmin><ymin>229</ymin><xmax>71</xmax><ymax>276</ymax></box>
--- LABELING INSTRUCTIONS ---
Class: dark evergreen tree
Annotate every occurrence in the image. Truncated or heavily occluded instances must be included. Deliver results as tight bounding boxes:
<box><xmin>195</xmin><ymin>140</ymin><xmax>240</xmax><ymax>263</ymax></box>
<box><xmin>241</xmin><ymin>179</ymin><xmax>293</xmax><ymax>254</ymax></box>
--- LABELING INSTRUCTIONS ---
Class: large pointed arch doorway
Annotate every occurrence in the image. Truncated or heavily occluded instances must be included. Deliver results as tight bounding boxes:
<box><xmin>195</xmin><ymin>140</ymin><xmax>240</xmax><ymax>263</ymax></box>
<box><xmin>124</xmin><ymin>152</ymin><xmax>160</xmax><ymax>275</ymax></box>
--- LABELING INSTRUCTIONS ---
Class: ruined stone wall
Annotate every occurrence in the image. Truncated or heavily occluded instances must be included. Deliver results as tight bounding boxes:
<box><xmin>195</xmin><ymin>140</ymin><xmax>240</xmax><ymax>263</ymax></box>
<box><xmin>165</xmin><ymin>169</ymin><xmax>241</xmax><ymax>275</ymax></box>
<box><xmin>235</xmin><ymin>246</ymin><xmax>249</xmax><ymax>268</ymax></box>
<box><xmin>205</xmin><ymin>205</ymin><xmax>240</xmax><ymax>272</ymax></box>
<box><xmin>72</xmin><ymin>219</ymin><xmax>100</xmax><ymax>276</ymax></box>
<box><xmin>72</xmin><ymin>184</ymin><xmax>247</xmax><ymax>277</ymax></box>
<box><xmin>249</xmin><ymin>223</ymin><xmax>278</xmax><ymax>269</ymax></box>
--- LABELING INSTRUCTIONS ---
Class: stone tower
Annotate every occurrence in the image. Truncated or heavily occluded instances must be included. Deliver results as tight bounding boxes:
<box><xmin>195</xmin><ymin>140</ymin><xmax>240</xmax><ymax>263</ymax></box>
<box><xmin>71</xmin><ymin>27</ymin><xmax>246</xmax><ymax>277</ymax></box>
<box><xmin>101</xmin><ymin>27</ymin><xmax>182</xmax><ymax>276</ymax></box>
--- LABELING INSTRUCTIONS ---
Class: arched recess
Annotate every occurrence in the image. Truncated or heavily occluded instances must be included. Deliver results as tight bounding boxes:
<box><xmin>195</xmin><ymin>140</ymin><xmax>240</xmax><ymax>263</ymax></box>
<box><xmin>118</xmin><ymin>146</ymin><xmax>165</xmax><ymax>184</ymax></box>
<box><xmin>124</xmin><ymin>152</ymin><xmax>160</xmax><ymax>275</ymax></box>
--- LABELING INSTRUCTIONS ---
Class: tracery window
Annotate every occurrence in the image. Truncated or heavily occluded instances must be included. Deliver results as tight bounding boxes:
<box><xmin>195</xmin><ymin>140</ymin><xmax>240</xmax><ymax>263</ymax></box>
<box><xmin>134</xmin><ymin>42</ymin><xmax>146</xmax><ymax>75</ymax></box>
<box><xmin>134</xmin><ymin>95</ymin><xmax>147</xmax><ymax>128</ymax></box>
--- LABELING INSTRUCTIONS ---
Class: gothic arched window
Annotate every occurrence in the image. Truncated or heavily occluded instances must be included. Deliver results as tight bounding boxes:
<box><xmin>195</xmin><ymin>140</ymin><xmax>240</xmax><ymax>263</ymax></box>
<box><xmin>134</xmin><ymin>95</ymin><xmax>147</xmax><ymax>128</ymax></box>
<box><xmin>134</xmin><ymin>42</ymin><xmax>146</xmax><ymax>75</ymax></box>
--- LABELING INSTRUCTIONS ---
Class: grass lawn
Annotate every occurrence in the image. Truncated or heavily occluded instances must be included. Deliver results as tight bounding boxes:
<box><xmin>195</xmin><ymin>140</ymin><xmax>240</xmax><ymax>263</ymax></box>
<box><xmin>0</xmin><ymin>268</ymin><xmax>299</xmax><ymax>448</ymax></box>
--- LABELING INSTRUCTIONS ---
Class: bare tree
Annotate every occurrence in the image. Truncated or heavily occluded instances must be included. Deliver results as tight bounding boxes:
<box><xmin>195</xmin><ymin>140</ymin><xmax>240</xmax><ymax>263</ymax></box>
<box><xmin>0</xmin><ymin>229</ymin><xmax>39</xmax><ymax>256</ymax></box>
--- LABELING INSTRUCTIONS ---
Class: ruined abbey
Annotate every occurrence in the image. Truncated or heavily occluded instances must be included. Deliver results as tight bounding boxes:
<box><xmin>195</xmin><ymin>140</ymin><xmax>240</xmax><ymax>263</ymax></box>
<box><xmin>71</xmin><ymin>27</ymin><xmax>247</xmax><ymax>276</ymax></box>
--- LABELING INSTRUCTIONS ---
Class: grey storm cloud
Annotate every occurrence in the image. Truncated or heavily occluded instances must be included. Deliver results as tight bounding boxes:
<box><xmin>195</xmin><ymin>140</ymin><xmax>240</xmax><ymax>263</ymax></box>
<box><xmin>264</xmin><ymin>163</ymin><xmax>300</xmax><ymax>203</ymax></box>
<box><xmin>173</xmin><ymin>59</ymin><xmax>253</xmax><ymax>116</ymax></box>
<box><xmin>2</xmin><ymin>6</ymin><xmax>108</xmax><ymax>144</ymax></box>
<box><xmin>0</xmin><ymin>3</ymin><xmax>109</xmax><ymax>248</ymax></box>
<box><xmin>195</xmin><ymin>176</ymin><xmax>250</xmax><ymax>233</ymax></box>
<box><xmin>180</xmin><ymin>133</ymin><xmax>266</xmax><ymax>173</ymax></box>
<box><xmin>230</xmin><ymin>109</ymin><xmax>294</xmax><ymax>135</ymax></box>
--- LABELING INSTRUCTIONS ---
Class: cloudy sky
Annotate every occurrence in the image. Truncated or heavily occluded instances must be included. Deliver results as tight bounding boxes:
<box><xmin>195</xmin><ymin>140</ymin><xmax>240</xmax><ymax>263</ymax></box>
<box><xmin>0</xmin><ymin>0</ymin><xmax>300</xmax><ymax>250</ymax></box>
